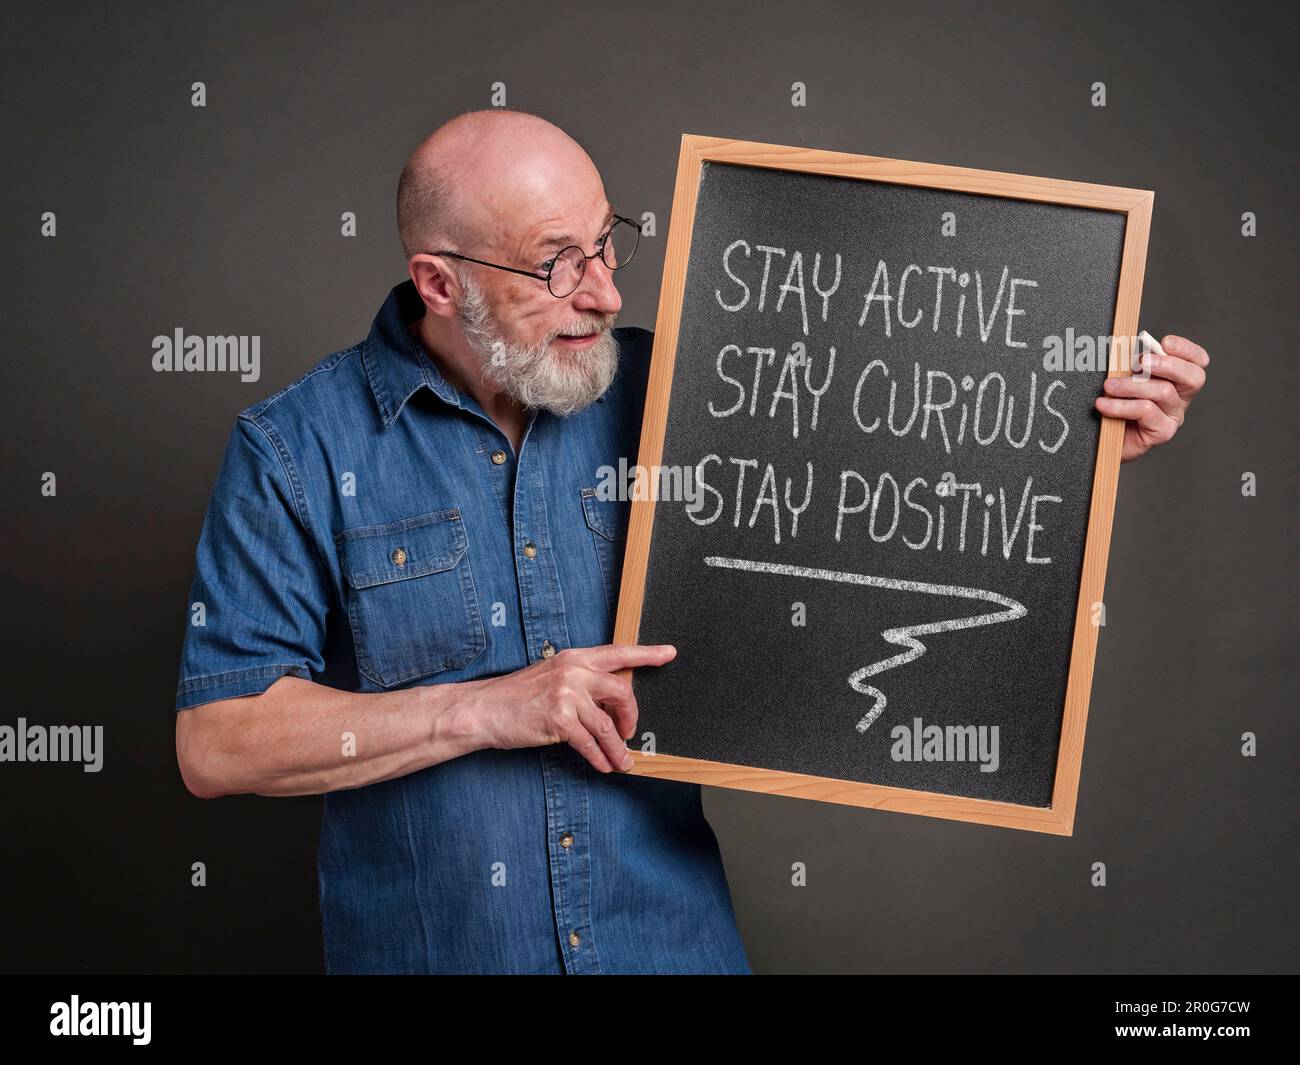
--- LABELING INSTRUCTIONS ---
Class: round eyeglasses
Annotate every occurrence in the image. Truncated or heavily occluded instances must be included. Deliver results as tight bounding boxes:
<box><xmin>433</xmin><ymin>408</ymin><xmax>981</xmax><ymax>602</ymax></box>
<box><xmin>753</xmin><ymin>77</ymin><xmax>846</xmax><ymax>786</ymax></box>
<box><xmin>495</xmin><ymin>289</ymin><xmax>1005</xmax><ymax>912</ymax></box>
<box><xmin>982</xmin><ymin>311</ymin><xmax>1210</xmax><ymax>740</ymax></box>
<box><xmin>426</xmin><ymin>214</ymin><xmax>641</xmax><ymax>298</ymax></box>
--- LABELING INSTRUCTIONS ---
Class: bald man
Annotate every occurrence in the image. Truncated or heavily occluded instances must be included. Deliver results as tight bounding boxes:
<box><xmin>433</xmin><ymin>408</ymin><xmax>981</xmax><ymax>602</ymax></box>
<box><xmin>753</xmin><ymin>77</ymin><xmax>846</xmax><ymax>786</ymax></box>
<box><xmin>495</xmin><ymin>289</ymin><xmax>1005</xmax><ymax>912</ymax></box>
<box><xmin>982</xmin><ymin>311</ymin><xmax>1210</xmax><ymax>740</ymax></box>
<box><xmin>173</xmin><ymin>108</ymin><xmax>1207</xmax><ymax>975</ymax></box>
<box><xmin>172</xmin><ymin>108</ymin><xmax>749</xmax><ymax>975</ymax></box>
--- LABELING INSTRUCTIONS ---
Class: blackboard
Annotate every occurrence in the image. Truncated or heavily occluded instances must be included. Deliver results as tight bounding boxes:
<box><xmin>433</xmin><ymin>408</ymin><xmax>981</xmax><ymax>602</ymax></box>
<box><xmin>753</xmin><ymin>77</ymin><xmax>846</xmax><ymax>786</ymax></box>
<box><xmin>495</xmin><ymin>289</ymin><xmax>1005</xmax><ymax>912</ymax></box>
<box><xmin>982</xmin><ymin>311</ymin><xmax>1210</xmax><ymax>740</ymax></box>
<box><xmin>616</xmin><ymin>137</ymin><xmax>1152</xmax><ymax>834</ymax></box>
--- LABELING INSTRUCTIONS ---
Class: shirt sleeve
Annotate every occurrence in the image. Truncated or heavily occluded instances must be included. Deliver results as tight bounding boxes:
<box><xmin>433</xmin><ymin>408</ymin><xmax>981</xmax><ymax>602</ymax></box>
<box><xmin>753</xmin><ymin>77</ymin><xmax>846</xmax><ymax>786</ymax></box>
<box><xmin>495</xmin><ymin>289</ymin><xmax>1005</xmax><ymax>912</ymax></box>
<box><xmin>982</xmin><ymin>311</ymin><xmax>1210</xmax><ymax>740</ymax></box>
<box><xmin>175</xmin><ymin>415</ymin><xmax>330</xmax><ymax>711</ymax></box>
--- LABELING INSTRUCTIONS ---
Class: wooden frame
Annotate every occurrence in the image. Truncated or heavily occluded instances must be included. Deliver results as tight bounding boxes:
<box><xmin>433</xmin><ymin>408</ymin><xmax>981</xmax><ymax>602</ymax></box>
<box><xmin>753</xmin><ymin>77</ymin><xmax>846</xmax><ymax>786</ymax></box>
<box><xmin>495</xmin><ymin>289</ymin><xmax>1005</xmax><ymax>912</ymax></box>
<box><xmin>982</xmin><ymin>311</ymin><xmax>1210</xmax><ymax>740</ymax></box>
<box><xmin>614</xmin><ymin>134</ymin><xmax>1152</xmax><ymax>835</ymax></box>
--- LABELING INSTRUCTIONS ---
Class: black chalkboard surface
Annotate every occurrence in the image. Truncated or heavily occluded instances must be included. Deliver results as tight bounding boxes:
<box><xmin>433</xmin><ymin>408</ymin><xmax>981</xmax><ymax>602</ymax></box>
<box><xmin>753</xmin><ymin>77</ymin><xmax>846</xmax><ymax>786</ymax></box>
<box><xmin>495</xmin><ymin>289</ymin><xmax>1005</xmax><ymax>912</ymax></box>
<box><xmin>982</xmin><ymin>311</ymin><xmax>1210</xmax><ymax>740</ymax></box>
<box><xmin>616</xmin><ymin>137</ymin><xmax>1152</xmax><ymax>834</ymax></box>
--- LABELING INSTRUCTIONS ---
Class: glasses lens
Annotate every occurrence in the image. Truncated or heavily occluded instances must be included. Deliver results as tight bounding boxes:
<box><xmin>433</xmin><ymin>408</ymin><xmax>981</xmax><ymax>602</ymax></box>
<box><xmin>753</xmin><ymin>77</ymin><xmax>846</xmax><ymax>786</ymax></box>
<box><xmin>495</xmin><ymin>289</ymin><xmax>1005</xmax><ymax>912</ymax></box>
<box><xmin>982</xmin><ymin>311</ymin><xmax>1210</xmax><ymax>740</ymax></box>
<box><xmin>546</xmin><ymin>219</ymin><xmax>641</xmax><ymax>297</ymax></box>
<box><xmin>548</xmin><ymin>245</ymin><xmax>586</xmax><ymax>297</ymax></box>
<box><xmin>601</xmin><ymin>218</ymin><xmax>640</xmax><ymax>272</ymax></box>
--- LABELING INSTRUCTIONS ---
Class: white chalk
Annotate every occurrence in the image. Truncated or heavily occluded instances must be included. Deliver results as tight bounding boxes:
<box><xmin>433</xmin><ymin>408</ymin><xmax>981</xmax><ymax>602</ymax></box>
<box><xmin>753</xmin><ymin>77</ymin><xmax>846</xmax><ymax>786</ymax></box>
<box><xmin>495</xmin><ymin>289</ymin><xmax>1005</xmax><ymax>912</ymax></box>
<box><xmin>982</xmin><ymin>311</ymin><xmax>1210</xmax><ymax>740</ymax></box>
<box><xmin>1138</xmin><ymin>330</ymin><xmax>1165</xmax><ymax>353</ymax></box>
<box><xmin>702</xmin><ymin>555</ymin><xmax>1027</xmax><ymax>733</ymax></box>
<box><xmin>1137</xmin><ymin>330</ymin><xmax>1166</xmax><ymax>372</ymax></box>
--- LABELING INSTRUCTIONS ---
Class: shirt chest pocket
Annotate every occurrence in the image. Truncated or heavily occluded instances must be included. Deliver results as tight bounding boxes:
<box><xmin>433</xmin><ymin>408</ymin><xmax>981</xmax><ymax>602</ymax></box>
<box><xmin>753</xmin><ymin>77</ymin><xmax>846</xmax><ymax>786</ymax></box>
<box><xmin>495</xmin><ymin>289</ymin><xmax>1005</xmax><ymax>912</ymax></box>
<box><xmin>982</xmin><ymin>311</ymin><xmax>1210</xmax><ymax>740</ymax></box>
<box><xmin>580</xmin><ymin>487</ymin><xmax>630</xmax><ymax>620</ymax></box>
<box><xmin>336</xmin><ymin>508</ymin><xmax>486</xmax><ymax>688</ymax></box>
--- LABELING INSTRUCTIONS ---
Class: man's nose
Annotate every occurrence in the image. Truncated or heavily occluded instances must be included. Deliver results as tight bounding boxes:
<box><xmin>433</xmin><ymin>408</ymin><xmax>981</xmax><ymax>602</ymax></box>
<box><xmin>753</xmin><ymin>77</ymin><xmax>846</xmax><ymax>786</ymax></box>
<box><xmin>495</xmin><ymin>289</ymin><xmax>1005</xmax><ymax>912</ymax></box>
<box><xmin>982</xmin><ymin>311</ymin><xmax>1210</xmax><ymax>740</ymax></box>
<box><xmin>571</xmin><ymin>256</ymin><xmax>622</xmax><ymax>317</ymax></box>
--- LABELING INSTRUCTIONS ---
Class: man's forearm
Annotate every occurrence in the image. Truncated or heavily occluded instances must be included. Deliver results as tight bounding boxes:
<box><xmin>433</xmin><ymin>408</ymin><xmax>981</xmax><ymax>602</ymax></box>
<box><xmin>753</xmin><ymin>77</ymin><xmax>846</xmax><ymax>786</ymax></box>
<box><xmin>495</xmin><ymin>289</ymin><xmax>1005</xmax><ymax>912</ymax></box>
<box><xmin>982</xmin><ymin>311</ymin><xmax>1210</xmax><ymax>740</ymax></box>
<box><xmin>178</xmin><ymin>675</ymin><xmax>483</xmax><ymax>798</ymax></box>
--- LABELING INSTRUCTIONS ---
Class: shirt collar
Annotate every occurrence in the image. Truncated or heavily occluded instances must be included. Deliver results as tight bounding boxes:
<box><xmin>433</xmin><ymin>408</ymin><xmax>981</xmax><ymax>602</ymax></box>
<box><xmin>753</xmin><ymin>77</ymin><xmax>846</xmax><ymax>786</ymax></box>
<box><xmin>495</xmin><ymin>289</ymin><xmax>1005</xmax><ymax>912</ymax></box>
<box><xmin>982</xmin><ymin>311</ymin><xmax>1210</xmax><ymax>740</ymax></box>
<box><xmin>362</xmin><ymin>279</ymin><xmax>463</xmax><ymax>427</ymax></box>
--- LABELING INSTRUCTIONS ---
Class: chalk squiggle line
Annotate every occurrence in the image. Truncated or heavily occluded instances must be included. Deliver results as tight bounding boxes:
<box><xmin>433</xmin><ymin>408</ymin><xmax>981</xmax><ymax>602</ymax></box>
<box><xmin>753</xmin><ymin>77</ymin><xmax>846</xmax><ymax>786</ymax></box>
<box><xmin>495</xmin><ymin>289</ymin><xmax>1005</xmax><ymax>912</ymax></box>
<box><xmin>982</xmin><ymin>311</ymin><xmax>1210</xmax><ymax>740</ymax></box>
<box><xmin>702</xmin><ymin>556</ymin><xmax>1028</xmax><ymax>733</ymax></box>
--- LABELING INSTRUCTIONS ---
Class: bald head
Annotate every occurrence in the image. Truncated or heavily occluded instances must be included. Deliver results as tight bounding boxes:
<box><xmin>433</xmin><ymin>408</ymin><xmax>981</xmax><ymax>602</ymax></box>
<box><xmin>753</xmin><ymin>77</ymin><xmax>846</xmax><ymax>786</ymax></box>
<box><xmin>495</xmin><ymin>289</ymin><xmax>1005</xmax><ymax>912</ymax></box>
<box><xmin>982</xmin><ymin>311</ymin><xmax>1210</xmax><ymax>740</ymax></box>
<box><xmin>396</xmin><ymin>108</ymin><xmax>602</xmax><ymax>263</ymax></box>
<box><xmin>398</xmin><ymin>109</ymin><xmax>625</xmax><ymax>419</ymax></box>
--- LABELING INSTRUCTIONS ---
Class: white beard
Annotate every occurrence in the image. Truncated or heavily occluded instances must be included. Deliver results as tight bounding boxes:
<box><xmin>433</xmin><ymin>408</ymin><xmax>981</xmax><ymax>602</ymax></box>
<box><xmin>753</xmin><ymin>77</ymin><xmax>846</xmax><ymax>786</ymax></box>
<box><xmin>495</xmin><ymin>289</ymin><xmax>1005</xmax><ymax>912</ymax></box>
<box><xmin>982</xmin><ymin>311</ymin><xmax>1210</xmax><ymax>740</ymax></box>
<box><xmin>457</xmin><ymin>273</ymin><xmax>619</xmax><ymax>416</ymax></box>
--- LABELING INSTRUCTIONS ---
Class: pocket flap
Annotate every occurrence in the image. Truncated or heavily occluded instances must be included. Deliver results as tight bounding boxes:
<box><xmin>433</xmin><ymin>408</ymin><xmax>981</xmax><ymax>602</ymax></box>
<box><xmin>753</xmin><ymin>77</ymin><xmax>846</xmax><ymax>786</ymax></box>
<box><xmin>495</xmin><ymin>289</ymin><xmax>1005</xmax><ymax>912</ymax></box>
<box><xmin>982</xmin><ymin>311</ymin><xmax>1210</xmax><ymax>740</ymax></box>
<box><xmin>581</xmin><ymin>488</ymin><xmax>628</xmax><ymax>541</ymax></box>
<box><xmin>337</xmin><ymin>508</ymin><xmax>468</xmax><ymax>590</ymax></box>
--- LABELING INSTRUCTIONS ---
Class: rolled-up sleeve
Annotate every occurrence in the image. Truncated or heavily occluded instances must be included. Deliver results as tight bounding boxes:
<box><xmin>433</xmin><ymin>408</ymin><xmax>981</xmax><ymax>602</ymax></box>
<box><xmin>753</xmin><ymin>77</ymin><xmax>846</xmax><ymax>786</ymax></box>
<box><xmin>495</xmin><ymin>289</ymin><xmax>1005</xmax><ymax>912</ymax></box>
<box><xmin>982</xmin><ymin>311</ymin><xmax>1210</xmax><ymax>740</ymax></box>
<box><xmin>175</xmin><ymin>415</ymin><xmax>329</xmax><ymax>711</ymax></box>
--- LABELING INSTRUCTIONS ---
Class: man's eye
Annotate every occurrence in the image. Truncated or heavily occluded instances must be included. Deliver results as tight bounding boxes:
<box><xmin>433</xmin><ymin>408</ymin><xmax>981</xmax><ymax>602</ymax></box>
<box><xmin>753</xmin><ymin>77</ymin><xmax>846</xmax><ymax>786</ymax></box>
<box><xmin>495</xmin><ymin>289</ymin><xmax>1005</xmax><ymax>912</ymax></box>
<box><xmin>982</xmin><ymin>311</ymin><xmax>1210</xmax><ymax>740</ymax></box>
<box><xmin>539</xmin><ymin>257</ymin><xmax>556</xmax><ymax>273</ymax></box>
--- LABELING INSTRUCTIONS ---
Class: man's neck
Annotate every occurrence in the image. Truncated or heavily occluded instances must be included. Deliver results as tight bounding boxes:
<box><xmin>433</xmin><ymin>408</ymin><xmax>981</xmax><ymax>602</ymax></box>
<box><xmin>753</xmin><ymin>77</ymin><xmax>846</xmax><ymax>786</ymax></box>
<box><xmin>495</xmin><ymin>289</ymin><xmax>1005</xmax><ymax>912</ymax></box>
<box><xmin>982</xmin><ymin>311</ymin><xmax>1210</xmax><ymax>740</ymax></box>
<box><xmin>409</xmin><ymin>318</ymin><xmax>530</xmax><ymax>455</ymax></box>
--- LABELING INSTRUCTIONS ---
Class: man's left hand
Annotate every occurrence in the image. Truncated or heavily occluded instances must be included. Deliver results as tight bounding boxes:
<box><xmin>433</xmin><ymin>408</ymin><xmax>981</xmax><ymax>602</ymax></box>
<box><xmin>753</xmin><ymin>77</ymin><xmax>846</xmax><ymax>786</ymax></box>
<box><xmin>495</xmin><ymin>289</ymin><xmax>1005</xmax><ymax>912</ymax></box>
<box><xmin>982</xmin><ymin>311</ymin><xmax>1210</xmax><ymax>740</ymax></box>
<box><xmin>1094</xmin><ymin>333</ymin><xmax>1209</xmax><ymax>462</ymax></box>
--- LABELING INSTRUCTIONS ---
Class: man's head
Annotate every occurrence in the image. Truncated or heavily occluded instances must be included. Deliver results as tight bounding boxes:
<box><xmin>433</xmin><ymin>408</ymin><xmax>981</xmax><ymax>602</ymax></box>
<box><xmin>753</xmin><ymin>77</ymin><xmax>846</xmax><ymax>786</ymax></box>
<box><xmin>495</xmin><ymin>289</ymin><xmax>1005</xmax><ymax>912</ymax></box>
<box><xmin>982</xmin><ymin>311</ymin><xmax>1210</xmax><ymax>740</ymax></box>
<box><xmin>397</xmin><ymin>109</ymin><xmax>625</xmax><ymax>416</ymax></box>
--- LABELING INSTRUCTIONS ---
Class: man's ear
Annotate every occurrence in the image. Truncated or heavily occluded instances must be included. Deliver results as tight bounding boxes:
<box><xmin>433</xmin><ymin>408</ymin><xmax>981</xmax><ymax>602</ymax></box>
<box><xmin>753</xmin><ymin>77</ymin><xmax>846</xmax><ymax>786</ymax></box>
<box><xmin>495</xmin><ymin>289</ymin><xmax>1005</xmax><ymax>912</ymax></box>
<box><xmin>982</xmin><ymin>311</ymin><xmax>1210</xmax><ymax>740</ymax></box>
<box><xmin>408</xmin><ymin>256</ymin><xmax>462</xmax><ymax>318</ymax></box>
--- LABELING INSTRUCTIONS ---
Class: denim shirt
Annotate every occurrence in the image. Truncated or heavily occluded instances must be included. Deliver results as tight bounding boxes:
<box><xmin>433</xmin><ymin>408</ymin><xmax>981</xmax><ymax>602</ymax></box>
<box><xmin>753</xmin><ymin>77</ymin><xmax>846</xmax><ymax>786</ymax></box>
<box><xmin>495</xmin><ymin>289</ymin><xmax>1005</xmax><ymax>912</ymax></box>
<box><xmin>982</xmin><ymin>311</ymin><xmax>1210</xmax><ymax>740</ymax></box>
<box><xmin>174</xmin><ymin>279</ymin><xmax>751</xmax><ymax>974</ymax></box>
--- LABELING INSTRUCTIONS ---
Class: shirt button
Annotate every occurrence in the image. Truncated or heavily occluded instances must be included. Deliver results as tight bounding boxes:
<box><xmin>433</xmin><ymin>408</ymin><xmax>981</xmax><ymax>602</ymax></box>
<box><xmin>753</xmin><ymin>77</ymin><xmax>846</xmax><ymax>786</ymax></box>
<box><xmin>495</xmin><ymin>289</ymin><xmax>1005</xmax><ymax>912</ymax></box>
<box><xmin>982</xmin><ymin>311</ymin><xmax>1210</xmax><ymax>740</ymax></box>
<box><xmin>390</xmin><ymin>547</ymin><xmax>407</xmax><ymax>567</ymax></box>
<box><xmin>568</xmin><ymin>931</ymin><xmax>580</xmax><ymax>948</ymax></box>
<box><xmin>541</xmin><ymin>640</ymin><xmax>556</xmax><ymax>659</ymax></box>
<box><xmin>523</xmin><ymin>541</ymin><xmax>537</xmax><ymax>558</ymax></box>
<box><xmin>490</xmin><ymin>449</ymin><xmax>507</xmax><ymax>465</ymax></box>
<box><xmin>560</xmin><ymin>831</ymin><xmax>573</xmax><ymax>849</ymax></box>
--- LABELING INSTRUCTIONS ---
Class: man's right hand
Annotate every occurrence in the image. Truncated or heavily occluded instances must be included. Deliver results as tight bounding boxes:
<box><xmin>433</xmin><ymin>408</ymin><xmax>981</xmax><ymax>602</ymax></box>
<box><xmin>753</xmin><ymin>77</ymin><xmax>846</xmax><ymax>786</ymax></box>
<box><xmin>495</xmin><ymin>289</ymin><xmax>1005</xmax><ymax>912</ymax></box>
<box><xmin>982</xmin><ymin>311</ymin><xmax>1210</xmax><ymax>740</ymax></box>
<box><xmin>453</xmin><ymin>643</ymin><xmax>676</xmax><ymax>773</ymax></box>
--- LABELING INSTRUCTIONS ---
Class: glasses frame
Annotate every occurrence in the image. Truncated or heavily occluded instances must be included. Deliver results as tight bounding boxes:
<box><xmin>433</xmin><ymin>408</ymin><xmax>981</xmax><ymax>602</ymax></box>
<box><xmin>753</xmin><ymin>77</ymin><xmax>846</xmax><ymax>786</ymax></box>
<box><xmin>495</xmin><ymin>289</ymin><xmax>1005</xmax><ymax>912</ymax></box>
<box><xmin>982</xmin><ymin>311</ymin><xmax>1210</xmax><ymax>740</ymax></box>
<box><xmin>425</xmin><ymin>214</ymin><xmax>641</xmax><ymax>298</ymax></box>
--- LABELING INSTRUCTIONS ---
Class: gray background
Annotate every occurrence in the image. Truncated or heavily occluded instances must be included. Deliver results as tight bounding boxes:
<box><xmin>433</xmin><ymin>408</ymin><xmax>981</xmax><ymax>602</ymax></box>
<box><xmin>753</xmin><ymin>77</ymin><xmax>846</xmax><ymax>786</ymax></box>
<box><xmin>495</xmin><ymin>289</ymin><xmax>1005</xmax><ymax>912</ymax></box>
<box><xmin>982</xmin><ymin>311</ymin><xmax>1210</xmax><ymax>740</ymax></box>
<box><xmin>1</xmin><ymin>0</ymin><xmax>1294</xmax><ymax>973</ymax></box>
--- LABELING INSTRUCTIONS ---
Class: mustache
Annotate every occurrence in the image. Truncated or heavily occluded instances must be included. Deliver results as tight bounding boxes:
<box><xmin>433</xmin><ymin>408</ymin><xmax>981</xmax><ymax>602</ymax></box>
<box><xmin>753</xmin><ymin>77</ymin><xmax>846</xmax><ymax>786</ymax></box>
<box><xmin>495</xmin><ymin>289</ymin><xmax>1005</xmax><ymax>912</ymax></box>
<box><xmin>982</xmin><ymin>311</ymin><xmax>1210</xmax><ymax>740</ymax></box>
<box><xmin>553</xmin><ymin>317</ymin><xmax>614</xmax><ymax>339</ymax></box>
